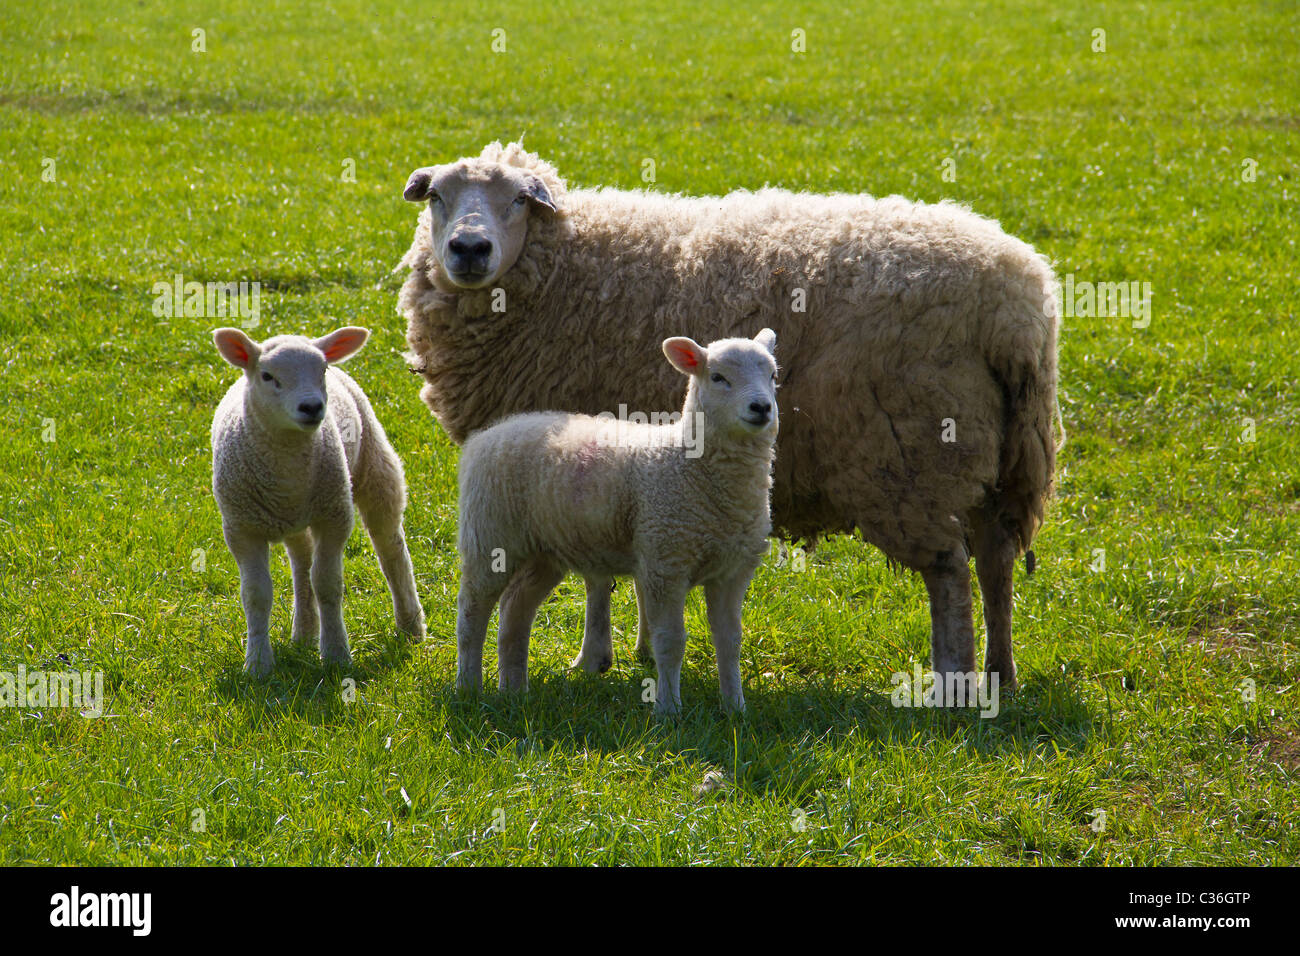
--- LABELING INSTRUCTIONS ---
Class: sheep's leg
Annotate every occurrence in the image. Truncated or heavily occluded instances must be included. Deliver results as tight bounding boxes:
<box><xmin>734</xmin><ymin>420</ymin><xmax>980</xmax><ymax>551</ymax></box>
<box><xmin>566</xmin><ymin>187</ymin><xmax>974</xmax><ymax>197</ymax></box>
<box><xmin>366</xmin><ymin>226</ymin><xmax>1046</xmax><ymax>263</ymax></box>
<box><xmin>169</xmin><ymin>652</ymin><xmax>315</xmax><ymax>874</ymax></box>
<box><xmin>704</xmin><ymin>572</ymin><xmax>752</xmax><ymax>713</ymax></box>
<box><xmin>632</xmin><ymin>581</ymin><xmax>654</xmax><ymax>663</ymax></box>
<box><xmin>496</xmin><ymin>559</ymin><xmax>564</xmax><ymax>693</ymax></box>
<box><xmin>639</xmin><ymin>579</ymin><xmax>690</xmax><ymax>716</ymax></box>
<box><xmin>974</xmin><ymin>519</ymin><xmax>1018</xmax><ymax>696</ymax></box>
<box><xmin>357</xmin><ymin>502</ymin><xmax>425</xmax><ymax>640</ymax></box>
<box><xmin>311</xmin><ymin>528</ymin><xmax>352</xmax><ymax>667</ymax></box>
<box><xmin>286</xmin><ymin>529</ymin><xmax>319</xmax><ymax>649</ymax></box>
<box><xmin>572</xmin><ymin>575</ymin><xmax>614</xmax><ymax>674</ymax></box>
<box><xmin>920</xmin><ymin>548</ymin><xmax>977</xmax><ymax>707</ymax></box>
<box><xmin>225</xmin><ymin>527</ymin><xmax>275</xmax><ymax>678</ymax></box>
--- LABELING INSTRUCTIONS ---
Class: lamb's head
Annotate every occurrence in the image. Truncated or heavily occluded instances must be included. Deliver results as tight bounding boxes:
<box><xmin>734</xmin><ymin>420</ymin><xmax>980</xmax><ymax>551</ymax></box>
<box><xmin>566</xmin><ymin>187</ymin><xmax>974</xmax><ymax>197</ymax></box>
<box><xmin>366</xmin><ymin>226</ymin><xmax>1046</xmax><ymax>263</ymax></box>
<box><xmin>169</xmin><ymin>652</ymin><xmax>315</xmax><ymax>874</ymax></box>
<box><xmin>403</xmin><ymin>153</ymin><xmax>557</xmax><ymax>290</ymax></box>
<box><xmin>663</xmin><ymin>329</ymin><xmax>779</xmax><ymax>443</ymax></box>
<box><xmin>213</xmin><ymin>327</ymin><xmax>369</xmax><ymax>433</ymax></box>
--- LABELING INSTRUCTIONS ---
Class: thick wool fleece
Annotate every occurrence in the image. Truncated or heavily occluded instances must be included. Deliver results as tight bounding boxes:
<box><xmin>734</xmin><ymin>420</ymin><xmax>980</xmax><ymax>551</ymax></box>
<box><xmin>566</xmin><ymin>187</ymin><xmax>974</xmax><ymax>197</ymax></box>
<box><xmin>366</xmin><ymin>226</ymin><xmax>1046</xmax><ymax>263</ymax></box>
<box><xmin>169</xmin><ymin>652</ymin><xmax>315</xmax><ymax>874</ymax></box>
<box><xmin>399</xmin><ymin>141</ymin><xmax>1058</xmax><ymax>572</ymax></box>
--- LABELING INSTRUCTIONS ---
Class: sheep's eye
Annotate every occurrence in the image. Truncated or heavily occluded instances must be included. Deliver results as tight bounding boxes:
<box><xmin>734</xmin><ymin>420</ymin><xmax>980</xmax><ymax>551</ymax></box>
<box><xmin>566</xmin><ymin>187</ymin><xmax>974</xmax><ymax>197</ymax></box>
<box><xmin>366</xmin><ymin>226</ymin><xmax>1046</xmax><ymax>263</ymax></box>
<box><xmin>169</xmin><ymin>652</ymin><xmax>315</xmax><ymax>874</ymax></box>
<box><xmin>711</xmin><ymin>372</ymin><xmax>730</xmax><ymax>386</ymax></box>
<box><xmin>261</xmin><ymin>372</ymin><xmax>278</xmax><ymax>387</ymax></box>
<box><xmin>512</xmin><ymin>194</ymin><xmax>527</xmax><ymax>207</ymax></box>
<box><xmin>428</xmin><ymin>191</ymin><xmax>442</xmax><ymax>207</ymax></box>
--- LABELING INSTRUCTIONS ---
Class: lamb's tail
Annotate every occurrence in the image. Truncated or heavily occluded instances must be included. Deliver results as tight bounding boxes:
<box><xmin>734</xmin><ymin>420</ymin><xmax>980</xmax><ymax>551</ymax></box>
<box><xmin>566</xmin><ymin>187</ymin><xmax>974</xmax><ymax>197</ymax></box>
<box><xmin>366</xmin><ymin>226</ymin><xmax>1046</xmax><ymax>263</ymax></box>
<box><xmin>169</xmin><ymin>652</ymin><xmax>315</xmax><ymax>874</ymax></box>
<box><xmin>987</xmin><ymin>254</ymin><xmax>1061</xmax><ymax>556</ymax></box>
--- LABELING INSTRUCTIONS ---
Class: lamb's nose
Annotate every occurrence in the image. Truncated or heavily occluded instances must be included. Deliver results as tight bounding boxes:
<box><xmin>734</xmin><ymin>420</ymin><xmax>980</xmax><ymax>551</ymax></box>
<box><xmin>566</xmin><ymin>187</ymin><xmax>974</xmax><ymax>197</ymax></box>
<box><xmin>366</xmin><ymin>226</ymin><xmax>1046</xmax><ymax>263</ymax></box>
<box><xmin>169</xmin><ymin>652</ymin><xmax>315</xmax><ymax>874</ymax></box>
<box><xmin>298</xmin><ymin>401</ymin><xmax>324</xmax><ymax>419</ymax></box>
<box><xmin>750</xmin><ymin>401</ymin><xmax>772</xmax><ymax>416</ymax></box>
<box><xmin>449</xmin><ymin>236</ymin><xmax>492</xmax><ymax>259</ymax></box>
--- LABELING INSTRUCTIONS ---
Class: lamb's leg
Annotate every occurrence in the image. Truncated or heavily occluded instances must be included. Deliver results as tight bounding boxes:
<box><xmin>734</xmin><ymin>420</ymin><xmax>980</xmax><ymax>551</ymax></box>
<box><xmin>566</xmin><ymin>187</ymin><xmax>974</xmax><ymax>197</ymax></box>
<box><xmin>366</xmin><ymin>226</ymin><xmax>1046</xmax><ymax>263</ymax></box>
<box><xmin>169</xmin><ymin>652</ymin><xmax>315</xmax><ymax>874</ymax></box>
<box><xmin>572</xmin><ymin>575</ymin><xmax>614</xmax><ymax>674</ymax></box>
<box><xmin>454</xmin><ymin>561</ymin><xmax>505</xmax><ymax>694</ymax></box>
<box><xmin>497</xmin><ymin>559</ymin><xmax>564</xmax><ymax>693</ymax></box>
<box><xmin>285</xmin><ymin>529</ymin><xmax>319</xmax><ymax>649</ymax></box>
<box><xmin>224</xmin><ymin>527</ymin><xmax>275</xmax><ymax>678</ymax></box>
<box><xmin>632</xmin><ymin>581</ymin><xmax>654</xmax><ymax>663</ymax></box>
<box><xmin>920</xmin><ymin>547</ymin><xmax>977</xmax><ymax>707</ymax></box>
<box><xmin>639</xmin><ymin>578</ymin><xmax>689</xmax><ymax>716</ymax></box>
<box><xmin>704</xmin><ymin>572</ymin><xmax>753</xmax><ymax>713</ymax></box>
<box><xmin>974</xmin><ymin>519</ymin><xmax>1018</xmax><ymax>696</ymax></box>
<box><xmin>356</xmin><ymin>498</ymin><xmax>425</xmax><ymax>640</ymax></box>
<box><xmin>311</xmin><ymin>527</ymin><xmax>352</xmax><ymax>667</ymax></box>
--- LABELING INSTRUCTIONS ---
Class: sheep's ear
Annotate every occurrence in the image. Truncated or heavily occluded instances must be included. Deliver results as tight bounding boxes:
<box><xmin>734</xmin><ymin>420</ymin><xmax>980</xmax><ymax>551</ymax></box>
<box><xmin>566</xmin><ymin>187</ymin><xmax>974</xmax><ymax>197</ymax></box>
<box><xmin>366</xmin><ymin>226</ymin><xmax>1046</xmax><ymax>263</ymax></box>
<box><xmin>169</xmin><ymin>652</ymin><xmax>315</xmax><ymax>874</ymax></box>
<box><xmin>663</xmin><ymin>337</ymin><xmax>708</xmax><ymax>376</ymax></box>
<box><xmin>522</xmin><ymin>175</ymin><xmax>556</xmax><ymax>213</ymax></box>
<box><xmin>213</xmin><ymin>328</ymin><xmax>260</xmax><ymax>369</ymax></box>
<box><xmin>403</xmin><ymin>167</ymin><xmax>436</xmax><ymax>202</ymax></box>
<box><xmin>314</xmin><ymin>327</ymin><xmax>369</xmax><ymax>364</ymax></box>
<box><xmin>754</xmin><ymin>328</ymin><xmax>777</xmax><ymax>354</ymax></box>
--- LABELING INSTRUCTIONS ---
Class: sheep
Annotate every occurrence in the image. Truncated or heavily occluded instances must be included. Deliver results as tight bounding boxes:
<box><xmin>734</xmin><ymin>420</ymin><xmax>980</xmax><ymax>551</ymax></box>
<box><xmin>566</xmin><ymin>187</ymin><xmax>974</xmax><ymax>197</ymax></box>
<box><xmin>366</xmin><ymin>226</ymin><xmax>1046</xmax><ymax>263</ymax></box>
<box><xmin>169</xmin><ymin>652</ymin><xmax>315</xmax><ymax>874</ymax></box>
<box><xmin>455</xmin><ymin>330</ymin><xmax>779</xmax><ymax>715</ymax></box>
<box><xmin>211</xmin><ymin>326</ymin><xmax>425</xmax><ymax>677</ymax></box>
<box><xmin>398</xmin><ymin>141</ymin><xmax>1060</xmax><ymax>701</ymax></box>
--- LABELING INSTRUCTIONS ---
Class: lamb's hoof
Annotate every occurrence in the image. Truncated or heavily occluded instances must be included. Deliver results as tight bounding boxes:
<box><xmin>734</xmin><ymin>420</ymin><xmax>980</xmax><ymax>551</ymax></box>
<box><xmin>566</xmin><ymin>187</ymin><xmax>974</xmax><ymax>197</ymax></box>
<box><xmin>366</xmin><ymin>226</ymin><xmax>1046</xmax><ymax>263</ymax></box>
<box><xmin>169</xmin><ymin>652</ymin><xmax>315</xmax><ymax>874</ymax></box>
<box><xmin>653</xmin><ymin>700</ymin><xmax>682</xmax><ymax>720</ymax></box>
<box><xmin>570</xmin><ymin>652</ymin><xmax>612</xmax><ymax>675</ymax></box>
<box><xmin>634</xmin><ymin>643</ymin><xmax>654</xmax><ymax>664</ymax></box>
<box><xmin>320</xmin><ymin>647</ymin><xmax>352</xmax><ymax>668</ymax></box>
<box><xmin>291</xmin><ymin>629</ymin><xmax>319</xmax><ymax>649</ymax></box>
<box><xmin>398</xmin><ymin>616</ymin><xmax>427</xmax><ymax>642</ymax></box>
<box><xmin>244</xmin><ymin>652</ymin><xmax>276</xmax><ymax>680</ymax></box>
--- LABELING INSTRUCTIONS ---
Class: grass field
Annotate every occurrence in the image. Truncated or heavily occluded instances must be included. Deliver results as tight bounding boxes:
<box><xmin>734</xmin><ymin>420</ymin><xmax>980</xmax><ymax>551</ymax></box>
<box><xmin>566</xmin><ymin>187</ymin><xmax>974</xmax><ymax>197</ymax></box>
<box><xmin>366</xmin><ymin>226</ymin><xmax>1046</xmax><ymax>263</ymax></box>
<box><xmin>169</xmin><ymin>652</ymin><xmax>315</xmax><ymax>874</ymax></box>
<box><xmin>1</xmin><ymin>0</ymin><xmax>1297</xmax><ymax>865</ymax></box>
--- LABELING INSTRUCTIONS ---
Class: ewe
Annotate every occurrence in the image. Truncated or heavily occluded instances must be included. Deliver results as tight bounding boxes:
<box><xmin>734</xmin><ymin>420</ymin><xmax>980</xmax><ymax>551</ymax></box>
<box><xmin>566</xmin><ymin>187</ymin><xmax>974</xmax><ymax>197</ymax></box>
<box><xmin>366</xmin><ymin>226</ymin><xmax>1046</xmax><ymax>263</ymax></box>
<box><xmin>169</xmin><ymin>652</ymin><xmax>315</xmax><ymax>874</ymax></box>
<box><xmin>455</xmin><ymin>330</ymin><xmax>779</xmax><ymax>715</ymax></box>
<box><xmin>211</xmin><ymin>327</ymin><xmax>424</xmax><ymax>676</ymax></box>
<box><xmin>399</xmin><ymin>141</ymin><xmax>1061</xmax><ymax>699</ymax></box>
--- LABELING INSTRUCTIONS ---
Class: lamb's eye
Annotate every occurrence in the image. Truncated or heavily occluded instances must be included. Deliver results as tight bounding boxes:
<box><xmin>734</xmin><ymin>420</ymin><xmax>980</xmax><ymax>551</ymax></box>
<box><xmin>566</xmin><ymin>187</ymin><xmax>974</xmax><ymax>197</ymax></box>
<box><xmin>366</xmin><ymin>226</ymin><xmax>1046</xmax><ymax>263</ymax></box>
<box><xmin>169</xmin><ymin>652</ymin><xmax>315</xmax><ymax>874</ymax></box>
<box><xmin>711</xmin><ymin>372</ymin><xmax>730</xmax><ymax>386</ymax></box>
<box><xmin>512</xmin><ymin>195</ymin><xmax>527</xmax><ymax>207</ymax></box>
<box><xmin>261</xmin><ymin>372</ymin><xmax>278</xmax><ymax>387</ymax></box>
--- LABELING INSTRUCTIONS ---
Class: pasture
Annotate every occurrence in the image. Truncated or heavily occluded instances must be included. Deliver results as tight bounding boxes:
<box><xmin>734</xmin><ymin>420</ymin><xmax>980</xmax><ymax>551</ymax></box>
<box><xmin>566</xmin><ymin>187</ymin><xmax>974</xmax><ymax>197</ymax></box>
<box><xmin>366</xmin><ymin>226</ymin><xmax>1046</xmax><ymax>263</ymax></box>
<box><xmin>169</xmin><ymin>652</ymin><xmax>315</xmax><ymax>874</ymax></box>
<box><xmin>0</xmin><ymin>0</ymin><xmax>1296</xmax><ymax>864</ymax></box>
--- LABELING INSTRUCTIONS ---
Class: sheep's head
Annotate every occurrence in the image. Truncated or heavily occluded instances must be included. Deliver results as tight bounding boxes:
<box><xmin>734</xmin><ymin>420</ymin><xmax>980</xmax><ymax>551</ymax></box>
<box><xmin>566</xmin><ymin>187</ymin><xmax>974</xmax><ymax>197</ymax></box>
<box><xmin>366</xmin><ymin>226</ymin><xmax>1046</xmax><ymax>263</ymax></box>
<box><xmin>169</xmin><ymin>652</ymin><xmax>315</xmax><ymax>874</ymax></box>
<box><xmin>403</xmin><ymin>156</ymin><xmax>557</xmax><ymax>290</ymax></box>
<box><xmin>663</xmin><ymin>329</ymin><xmax>779</xmax><ymax>443</ymax></box>
<box><xmin>213</xmin><ymin>327</ymin><xmax>369</xmax><ymax>433</ymax></box>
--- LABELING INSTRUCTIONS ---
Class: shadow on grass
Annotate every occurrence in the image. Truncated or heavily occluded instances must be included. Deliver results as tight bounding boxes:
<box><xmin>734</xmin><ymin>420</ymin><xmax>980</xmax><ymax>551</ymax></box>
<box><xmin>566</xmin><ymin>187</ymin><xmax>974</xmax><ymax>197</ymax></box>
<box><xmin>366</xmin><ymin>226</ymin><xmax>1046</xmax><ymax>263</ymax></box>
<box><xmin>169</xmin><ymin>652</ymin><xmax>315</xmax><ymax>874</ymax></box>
<box><xmin>211</xmin><ymin>628</ymin><xmax>423</xmax><ymax>723</ymax></box>
<box><xmin>416</xmin><ymin>653</ymin><xmax>1098</xmax><ymax>800</ymax></box>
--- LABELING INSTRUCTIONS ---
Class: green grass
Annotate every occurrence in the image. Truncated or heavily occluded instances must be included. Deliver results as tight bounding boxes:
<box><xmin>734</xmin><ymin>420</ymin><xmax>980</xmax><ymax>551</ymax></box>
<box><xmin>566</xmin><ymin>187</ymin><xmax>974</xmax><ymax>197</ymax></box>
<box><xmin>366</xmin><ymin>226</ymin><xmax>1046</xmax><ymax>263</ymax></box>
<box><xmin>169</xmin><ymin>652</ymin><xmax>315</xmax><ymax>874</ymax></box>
<box><xmin>1</xmin><ymin>0</ymin><xmax>1297</xmax><ymax>865</ymax></box>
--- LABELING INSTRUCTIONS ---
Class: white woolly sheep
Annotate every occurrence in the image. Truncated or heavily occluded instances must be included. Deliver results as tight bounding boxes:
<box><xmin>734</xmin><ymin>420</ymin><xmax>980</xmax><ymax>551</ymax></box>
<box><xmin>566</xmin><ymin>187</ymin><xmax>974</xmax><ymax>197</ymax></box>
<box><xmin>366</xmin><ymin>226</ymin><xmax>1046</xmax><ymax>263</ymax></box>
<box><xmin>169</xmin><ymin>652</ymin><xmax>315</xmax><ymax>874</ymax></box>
<box><xmin>398</xmin><ymin>141</ymin><xmax>1060</xmax><ymax>701</ymax></box>
<box><xmin>455</xmin><ymin>330</ymin><xmax>779</xmax><ymax>715</ymax></box>
<box><xmin>211</xmin><ymin>326</ymin><xmax>425</xmax><ymax>676</ymax></box>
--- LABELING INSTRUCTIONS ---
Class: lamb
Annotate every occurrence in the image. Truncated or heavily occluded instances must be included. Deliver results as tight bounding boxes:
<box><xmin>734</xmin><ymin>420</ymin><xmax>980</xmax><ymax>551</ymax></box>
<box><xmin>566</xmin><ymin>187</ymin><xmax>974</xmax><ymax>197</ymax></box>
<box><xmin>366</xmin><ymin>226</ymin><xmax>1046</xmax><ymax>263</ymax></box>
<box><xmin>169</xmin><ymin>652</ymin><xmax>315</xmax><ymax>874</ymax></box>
<box><xmin>398</xmin><ymin>141</ymin><xmax>1060</xmax><ymax>701</ymax></box>
<box><xmin>210</xmin><ymin>326</ymin><xmax>425</xmax><ymax>677</ymax></box>
<box><xmin>455</xmin><ymin>330</ymin><xmax>779</xmax><ymax>715</ymax></box>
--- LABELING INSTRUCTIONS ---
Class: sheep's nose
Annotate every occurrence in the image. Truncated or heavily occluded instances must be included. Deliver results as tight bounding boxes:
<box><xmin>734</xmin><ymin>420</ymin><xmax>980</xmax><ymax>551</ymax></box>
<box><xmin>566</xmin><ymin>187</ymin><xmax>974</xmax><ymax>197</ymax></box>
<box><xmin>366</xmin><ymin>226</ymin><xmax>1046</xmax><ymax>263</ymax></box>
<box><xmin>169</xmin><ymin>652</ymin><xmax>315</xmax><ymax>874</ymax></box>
<box><xmin>749</xmin><ymin>401</ymin><xmax>772</xmax><ymax>416</ymax></box>
<box><xmin>449</xmin><ymin>236</ymin><xmax>492</xmax><ymax>259</ymax></box>
<box><xmin>298</xmin><ymin>401</ymin><xmax>324</xmax><ymax>419</ymax></box>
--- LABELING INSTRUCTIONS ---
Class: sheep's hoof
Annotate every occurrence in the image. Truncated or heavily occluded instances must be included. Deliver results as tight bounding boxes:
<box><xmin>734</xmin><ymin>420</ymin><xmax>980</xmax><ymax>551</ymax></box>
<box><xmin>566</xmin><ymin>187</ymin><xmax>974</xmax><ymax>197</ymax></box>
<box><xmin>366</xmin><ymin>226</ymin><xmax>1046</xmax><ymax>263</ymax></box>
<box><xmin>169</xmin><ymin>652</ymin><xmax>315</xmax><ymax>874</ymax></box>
<box><xmin>570</xmin><ymin>652</ymin><xmax>612</xmax><ymax>675</ymax></box>
<box><xmin>634</xmin><ymin>643</ymin><xmax>654</xmax><ymax>664</ymax></box>
<box><xmin>290</xmin><ymin>629</ymin><xmax>319</xmax><ymax>649</ymax></box>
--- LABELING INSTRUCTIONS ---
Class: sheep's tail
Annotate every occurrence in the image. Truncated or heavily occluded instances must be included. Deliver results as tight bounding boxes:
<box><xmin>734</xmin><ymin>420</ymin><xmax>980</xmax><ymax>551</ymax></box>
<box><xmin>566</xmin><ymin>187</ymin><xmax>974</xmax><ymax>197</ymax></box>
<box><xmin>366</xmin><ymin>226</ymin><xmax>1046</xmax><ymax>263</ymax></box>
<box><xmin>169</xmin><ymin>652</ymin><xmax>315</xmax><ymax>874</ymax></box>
<box><xmin>988</xmin><ymin>257</ymin><xmax>1061</xmax><ymax>556</ymax></box>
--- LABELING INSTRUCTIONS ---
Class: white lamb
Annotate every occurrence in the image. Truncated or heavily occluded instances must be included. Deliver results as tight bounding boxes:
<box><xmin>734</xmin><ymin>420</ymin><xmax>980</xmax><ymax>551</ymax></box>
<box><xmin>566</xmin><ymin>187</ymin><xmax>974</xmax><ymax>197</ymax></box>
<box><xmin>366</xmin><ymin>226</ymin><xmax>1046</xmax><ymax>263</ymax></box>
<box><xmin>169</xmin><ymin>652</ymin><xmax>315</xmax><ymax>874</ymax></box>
<box><xmin>211</xmin><ymin>326</ymin><xmax>425</xmax><ymax>677</ymax></box>
<box><xmin>454</xmin><ymin>329</ymin><xmax>779</xmax><ymax>715</ymax></box>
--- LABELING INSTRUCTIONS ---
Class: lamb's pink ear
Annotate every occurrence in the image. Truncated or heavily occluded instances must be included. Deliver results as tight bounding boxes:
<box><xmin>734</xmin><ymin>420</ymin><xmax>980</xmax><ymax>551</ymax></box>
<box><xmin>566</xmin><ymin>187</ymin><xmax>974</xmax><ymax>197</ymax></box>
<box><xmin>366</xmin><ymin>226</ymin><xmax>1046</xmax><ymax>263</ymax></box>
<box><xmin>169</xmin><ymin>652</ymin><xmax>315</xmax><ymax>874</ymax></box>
<box><xmin>754</xmin><ymin>328</ymin><xmax>777</xmax><ymax>354</ymax></box>
<box><xmin>663</xmin><ymin>337</ymin><xmax>708</xmax><ymax>376</ymax></box>
<box><xmin>213</xmin><ymin>328</ymin><xmax>260</xmax><ymax>369</ymax></box>
<box><xmin>314</xmin><ymin>327</ymin><xmax>369</xmax><ymax>364</ymax></box>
